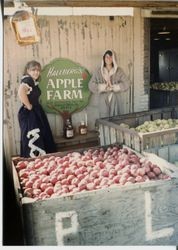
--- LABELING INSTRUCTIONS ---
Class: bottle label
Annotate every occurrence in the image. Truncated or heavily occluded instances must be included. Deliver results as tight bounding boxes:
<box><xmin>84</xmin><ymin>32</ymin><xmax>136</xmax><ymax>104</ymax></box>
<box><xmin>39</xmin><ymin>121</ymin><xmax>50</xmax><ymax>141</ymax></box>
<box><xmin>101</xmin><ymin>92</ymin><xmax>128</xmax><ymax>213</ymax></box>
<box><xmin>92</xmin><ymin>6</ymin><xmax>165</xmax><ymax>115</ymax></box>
<box><xmin>80</xmin><ymin>127</ymin><xmax>87</xmax><ymax>135</ymax></box>
<box><xmin>66</xmin><ymin>129</ymin><xmax>74</xmax><ymax>138</ymax></box>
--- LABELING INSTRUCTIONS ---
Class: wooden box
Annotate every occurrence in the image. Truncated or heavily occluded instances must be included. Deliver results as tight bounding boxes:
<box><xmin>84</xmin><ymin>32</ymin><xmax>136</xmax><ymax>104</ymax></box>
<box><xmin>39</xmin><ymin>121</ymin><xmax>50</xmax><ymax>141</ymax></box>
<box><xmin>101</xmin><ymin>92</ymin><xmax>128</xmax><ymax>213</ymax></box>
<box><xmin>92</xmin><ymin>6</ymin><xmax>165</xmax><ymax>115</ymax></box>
<box><xmin>12</xmin><ymin>145</ymin><xmax>178</xmax><ymax>246</ymax></box>
<box><xmin>97</xmin><ymin>106</ymin><xmax>178</xmax><ymax>152</ymax></box>
<box><xmin>145</xmin><ymin>144</ymin><xmax>178</xmax><ymax>167</ymax></box>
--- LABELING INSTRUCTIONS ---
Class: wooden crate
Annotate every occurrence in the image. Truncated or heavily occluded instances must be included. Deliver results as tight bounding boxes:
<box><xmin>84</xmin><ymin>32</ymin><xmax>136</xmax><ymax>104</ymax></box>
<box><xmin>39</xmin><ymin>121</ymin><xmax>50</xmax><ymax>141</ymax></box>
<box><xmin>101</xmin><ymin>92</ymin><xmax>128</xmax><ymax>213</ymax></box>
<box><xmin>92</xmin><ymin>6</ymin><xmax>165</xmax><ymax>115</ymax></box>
<box><xmin>12</xmin><ymin>145</ymin><xmax>178</xmax><ymax>246</ymax></box>
<box><xmin>145</xmin><ymin>144</ymin><xmax>178</xmax><ymax>167</ymax></box>
<box><xmin>97</xmin><ymin>106</ymin><xmax>178</xmax><ymax>152</ymax></box>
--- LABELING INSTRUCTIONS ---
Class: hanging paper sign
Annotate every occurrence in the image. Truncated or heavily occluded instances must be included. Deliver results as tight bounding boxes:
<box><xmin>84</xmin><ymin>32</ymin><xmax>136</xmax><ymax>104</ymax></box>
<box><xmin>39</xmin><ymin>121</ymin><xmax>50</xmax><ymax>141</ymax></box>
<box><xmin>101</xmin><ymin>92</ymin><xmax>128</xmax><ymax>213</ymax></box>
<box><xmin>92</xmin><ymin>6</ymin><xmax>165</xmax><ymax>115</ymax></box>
<box><xmin>39</xmin><ymin>58</ymin><xmax>91</xmax><ymax>116</ymax></box>
<box><xmin>16</xmin><ymin>17</ymin><xmax>38</xmax><ymax>38</ymax></box>
<box><xmin>10</xmin><ymin>10</ymin><xmax>40</xmax><ymax>46</ymax></box>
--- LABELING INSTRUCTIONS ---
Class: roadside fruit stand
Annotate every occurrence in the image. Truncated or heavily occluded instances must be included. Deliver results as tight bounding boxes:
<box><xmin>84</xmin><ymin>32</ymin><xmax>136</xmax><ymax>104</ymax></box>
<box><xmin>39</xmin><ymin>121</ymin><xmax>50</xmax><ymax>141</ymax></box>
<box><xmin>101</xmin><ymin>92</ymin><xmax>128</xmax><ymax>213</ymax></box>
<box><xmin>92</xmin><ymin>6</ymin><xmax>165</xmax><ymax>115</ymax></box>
<box><xmin>3</xmin><ymin>0</ymin><xmax>178</xmax><ymax>246</ymax></box>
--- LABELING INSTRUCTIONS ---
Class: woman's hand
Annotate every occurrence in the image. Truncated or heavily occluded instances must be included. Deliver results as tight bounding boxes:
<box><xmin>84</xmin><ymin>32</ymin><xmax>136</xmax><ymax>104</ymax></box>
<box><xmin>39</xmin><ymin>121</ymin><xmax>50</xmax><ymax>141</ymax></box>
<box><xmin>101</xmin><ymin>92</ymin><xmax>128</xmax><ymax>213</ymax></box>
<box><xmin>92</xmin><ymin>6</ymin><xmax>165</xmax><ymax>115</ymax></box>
<box><xmin>98</xmin><ymin>83</ymin><xmax>108</xmax><ymax>93</ymax></box>
<box><xmin>106</xmin><ymin>80</ymin><xmax>113</xmax><ymax>91</ymax></box>
<box><xmin>25</xmin><ymin>104</ymin><xmax>33</xmax><ymax>110</ymax></box>
<box><xmin>112</xmin><ymin>84</ymin><xmax>121</xmax><ymax>92</ymax></box>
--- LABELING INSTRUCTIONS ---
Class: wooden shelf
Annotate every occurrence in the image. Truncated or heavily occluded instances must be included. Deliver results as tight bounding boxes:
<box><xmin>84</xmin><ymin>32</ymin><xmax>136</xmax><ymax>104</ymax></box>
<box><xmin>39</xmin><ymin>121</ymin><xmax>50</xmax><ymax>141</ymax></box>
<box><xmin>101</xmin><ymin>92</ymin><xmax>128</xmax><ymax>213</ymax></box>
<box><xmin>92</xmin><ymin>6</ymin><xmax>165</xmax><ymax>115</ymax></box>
<box><xmin>54</xmin><ymin>130</ymin><xmax>100</xmax><ymax>151</ymax></box>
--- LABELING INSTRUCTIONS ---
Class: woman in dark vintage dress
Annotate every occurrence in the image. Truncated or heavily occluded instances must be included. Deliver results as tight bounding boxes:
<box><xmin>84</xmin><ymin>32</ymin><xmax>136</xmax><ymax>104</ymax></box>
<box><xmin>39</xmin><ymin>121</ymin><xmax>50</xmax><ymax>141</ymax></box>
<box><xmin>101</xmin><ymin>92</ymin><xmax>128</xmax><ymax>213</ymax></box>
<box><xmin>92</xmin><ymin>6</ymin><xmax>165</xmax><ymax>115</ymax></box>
<box><xmin>18</xmin><ymin>60</ymin><xmax>56</xmax><ymax>158</ymax></box>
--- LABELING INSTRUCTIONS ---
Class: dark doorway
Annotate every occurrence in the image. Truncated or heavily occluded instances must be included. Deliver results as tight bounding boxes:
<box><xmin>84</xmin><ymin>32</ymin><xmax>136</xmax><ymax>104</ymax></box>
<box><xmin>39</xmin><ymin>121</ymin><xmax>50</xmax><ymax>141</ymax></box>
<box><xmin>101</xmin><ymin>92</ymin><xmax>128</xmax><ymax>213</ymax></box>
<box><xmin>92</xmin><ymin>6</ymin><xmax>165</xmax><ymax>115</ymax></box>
<box><xmin>150</xmin><ymin>18</ymin><xmax>178</xmax><ymax>109</ymax></box>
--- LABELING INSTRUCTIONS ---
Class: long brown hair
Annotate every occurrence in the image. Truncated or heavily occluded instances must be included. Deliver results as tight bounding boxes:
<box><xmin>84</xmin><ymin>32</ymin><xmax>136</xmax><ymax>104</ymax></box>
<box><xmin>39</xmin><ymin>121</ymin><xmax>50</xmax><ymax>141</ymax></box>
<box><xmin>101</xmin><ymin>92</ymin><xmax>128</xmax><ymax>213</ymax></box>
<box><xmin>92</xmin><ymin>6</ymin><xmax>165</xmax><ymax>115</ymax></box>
<box><xmin>103</xmin><ymin>50</ymin><xmax>114</xmax><ymax>67</ymax></box>
<box><xmin>23</xmin><ymin>60</ymin><xmax>41</xmax><ymax>75</ymax></box>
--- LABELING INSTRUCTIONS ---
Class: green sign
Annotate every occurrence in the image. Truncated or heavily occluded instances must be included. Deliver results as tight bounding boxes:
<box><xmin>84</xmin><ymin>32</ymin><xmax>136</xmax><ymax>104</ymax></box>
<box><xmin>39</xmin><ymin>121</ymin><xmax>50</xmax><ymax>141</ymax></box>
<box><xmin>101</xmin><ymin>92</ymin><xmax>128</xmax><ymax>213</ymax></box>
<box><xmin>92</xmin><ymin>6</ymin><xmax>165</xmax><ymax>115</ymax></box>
<box><xmin>39</xmin><ymin>58</ymin><xmax>91</xmax><ymax>116</ymax></box>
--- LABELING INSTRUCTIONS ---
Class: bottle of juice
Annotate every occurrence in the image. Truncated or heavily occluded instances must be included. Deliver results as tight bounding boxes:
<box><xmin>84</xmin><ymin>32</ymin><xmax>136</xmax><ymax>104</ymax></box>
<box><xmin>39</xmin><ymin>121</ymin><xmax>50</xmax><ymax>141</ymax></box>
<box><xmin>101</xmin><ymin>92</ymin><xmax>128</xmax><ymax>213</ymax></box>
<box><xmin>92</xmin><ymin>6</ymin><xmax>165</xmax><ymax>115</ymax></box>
<box><xmin>79</xmin><ymin>121</ymin><xmax>87</xmax><ymax>135</ymax></box>
<box><xmin>64</xmin><ymin>118</ymin><xmax>74</xmax><ymax>139</ymax></box>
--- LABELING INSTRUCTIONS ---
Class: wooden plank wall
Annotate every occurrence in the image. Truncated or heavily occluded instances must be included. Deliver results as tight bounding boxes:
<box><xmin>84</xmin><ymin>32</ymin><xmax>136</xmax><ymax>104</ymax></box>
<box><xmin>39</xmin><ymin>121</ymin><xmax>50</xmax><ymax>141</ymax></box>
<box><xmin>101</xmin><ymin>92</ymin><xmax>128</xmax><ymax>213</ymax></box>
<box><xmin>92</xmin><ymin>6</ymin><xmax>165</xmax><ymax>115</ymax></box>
<box><xmin>4</xmin><ymin>14</ymin><xmax>140</xmax><ymax>161</ymax></box>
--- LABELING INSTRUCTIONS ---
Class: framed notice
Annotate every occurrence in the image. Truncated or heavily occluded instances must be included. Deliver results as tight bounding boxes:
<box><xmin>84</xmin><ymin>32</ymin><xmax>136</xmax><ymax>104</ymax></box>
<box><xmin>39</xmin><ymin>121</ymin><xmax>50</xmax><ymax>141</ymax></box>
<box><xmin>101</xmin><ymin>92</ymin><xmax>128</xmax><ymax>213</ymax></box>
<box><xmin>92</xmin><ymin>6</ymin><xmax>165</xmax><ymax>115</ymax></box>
<box><xmin>16</xmin><ymin>17</ymin><xmax>38</xmax><ymax>38</ymax></box>
<box><xmin>10</xmin><ymin>10</ymin><xmax>40</xmax><ymax>46</ymax></box>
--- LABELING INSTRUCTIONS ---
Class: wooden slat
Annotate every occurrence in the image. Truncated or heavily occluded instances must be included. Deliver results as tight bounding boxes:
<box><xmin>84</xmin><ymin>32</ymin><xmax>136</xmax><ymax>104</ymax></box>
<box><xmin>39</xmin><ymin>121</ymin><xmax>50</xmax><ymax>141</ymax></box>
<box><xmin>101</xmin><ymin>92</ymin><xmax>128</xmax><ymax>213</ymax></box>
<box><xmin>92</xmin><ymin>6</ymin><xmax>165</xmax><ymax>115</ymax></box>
<box><xmin>98</xmin><ymin>124</ymin><xmax>105</xmax><ymax>146</ymax></box>
<box><xmin>4</xmin><ymin>0</ymin><xmax>178</xmax><ymax>8</ymax></box>
<box><xmin>145</xmin><ymin>144</ymin><xmax>178</xmax><ymax>164</ymax></box>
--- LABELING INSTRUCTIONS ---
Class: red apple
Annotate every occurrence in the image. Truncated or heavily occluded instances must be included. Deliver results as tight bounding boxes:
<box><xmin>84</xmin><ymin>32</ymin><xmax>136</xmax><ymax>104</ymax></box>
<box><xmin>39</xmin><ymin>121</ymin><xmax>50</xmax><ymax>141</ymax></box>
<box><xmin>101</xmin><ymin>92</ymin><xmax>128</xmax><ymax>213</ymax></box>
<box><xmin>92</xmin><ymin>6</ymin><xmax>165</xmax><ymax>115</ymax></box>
<box><xmin>16</xmin><ymin>161</ymin><xmax>27</xmax><ymax>171</ymax></box>
<box><xmin>45</xmin><ymin>186</ymin><xmax>54</xmax><ymax>196</ymax></box>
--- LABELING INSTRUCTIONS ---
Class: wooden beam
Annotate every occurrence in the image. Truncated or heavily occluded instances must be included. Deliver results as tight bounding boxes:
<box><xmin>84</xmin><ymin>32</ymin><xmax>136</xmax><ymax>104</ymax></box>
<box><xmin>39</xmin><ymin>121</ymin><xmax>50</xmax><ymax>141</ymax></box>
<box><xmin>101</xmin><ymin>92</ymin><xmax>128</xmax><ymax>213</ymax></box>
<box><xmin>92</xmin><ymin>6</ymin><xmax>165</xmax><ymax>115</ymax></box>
<box><xmin>3</xmin><ymin>0</ymin><xmax>178</xmax><ymax>8</ymax></box>
<box><xmin>4</xmin><ymin>0</ymin><xmax>14</xmax><ymax>7</ymax></box>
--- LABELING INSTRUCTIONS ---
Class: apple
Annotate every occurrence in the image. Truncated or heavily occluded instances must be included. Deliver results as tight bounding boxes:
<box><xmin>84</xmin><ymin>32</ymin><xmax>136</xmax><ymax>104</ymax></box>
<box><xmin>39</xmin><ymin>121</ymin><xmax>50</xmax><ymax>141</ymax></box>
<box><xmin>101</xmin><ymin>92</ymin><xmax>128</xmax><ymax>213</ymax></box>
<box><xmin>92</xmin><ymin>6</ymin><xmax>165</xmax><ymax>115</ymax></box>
<box><xmin>90</xmin><ymin>170</ymin><xmax>99</xmax><ymax>178</ymax></box>
<box><xmin>25</xmin><ymin>180</ymin><xmax>33</xmax><ymax>188</ymax></box>
<box><xmin>113</xmin><ymin>175</ymin><xmax>120</xmax><ymax>184</ymax></box>
<box><xmin>109</xmin><ymin>169</ymin><xmax>117</xmax><ymax>176</ymax></box>
<box><xmin>96</xmin><ymin>161</ymin><xmax>105</xmax><ymax>169</ymax></box>
<box><xmin>64</xmin><ymin>168</ymin><xmax>73</xmax><ymax>176</ymax></box>
<box><xmin>45</xmin><ymin>186</ymin><xmax>54</xmax><ymax>196</ymax></box>
<box><xmin>86</xmin><ymin>182</ymin><xmax>95</xmax><ymax>191</ymax></box>
<box><xmin>33</xmin><ymin>179</ymin><xmax>42</xmax><ymax>189</ymax></box>
<box><xmin>71</xmin><ymin>177</ymin><xmax>80</xmax><ymax>186</ymax></box>
<box><xmin>61</xmin><ymin>178</ymin><xmax>69</xmax><ymax>185</ymax></box>
<box><xmin>41</xmin><ymin>175</ymin><xmax>50</xmax><ymax>183</ymax></box>
<box><xmin>100</xmin><ymin>178</ymin><xmax>108</xmax><ymax>186</ymax></box>
<box><xmin>62</xmin><ymin>161</ymin><xmax>70</xmax><ymax>168</ymax></box>
<box><xmin>33</xmin><ymin>188</ymin><xmax>41</xmax><ymax>197</ymax></box>
<box><xmin>77</xmin><ymin>174</ymin><xmax>85</xmax><ymax>181</ymax></box>
<box><xmin>67</xmin><ymin>174</ymin><xmax>75</xmax><ymax>184</ymax></box>
<box><xmin>19</xmin><ymin>169</ymin><xmax>29</xmax><ymax>179</ymax></box>
<box><xmin>75</xmin><ymin>169</ymin><xmax>82</xmax><ymax>176</ymax></box>
<box><xmin>16</xmin><ymin>161</ymin><xmax>27</xmax><ymax>171</ymax></box>
<box><xmin>100</xmin><ymin>169</ymin><xmax>109</xmax><ymax>177</ymax></box>
<box><xmin>23</xmin><ymin>188</ymin><xmax>33</xmax><ymax>198</ymax></box>
<box><xmin>57</xmin><ymin>173</ymin><xmax>67</xmax><ymax>181</ymax></box>
<box><xmin>50</xmin><ymin>176</ymin><xmax>58</xmax><ymax>185</ymax></box>
<box><xmin>40</xmin><ymin>183</ymin><xmax>48</xmax><ymax>192</ymax></box>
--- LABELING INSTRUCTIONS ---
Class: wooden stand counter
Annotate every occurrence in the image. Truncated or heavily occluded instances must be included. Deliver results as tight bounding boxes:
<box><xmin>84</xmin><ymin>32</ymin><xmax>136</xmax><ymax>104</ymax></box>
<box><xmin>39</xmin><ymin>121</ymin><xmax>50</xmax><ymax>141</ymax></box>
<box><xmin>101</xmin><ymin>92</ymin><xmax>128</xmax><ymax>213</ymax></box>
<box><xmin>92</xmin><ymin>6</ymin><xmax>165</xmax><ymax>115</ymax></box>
<box><xmin>55</xmin><ymin>130</ymin><xmax>100</xmax><ymax>151</ymax></box>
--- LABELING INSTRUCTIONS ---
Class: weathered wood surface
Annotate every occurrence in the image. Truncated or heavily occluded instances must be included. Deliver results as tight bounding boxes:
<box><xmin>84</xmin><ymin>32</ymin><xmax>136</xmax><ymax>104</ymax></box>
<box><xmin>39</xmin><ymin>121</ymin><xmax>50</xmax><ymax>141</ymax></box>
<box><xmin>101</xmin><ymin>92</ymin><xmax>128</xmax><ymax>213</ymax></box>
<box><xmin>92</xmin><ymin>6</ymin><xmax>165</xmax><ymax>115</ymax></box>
<box><xmin>12</xmin><ymin>145</ymin><xmax>178</xmax><ymax>245</ymax></box>
<box><xmin>4</xmin><ymin>0</ymin><xmax>178</xmax><ymax>8</ymax></box>
<box><xmin>21</xmin><ymin>179</ymin><xmax>178</xmax><ymax>245</ymax></box>
<box><xmin>97</xmin><ymin>106</ymin><xmax>178</xmax><ymax>151</ymax></box>
<box><xmin>55</xmin><ymin>131</ymin><xmax>100</xmax><ymax>151</ymax></box>
<box><xmin>145</xmin><ymin>144</ymin><xmax>178</xmax><ymax>164</ymax></box>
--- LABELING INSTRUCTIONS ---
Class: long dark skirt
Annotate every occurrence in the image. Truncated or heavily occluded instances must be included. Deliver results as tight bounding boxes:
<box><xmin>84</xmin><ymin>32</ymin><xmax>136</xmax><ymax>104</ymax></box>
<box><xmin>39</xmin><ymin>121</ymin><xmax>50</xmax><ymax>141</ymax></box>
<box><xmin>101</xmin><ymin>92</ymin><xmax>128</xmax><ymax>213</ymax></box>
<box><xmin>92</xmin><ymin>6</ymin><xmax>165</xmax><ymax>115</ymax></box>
<box><xmin>18</xmin><ymin>105</ymin><xmax>56</xmax><ymax>158</ymax></box>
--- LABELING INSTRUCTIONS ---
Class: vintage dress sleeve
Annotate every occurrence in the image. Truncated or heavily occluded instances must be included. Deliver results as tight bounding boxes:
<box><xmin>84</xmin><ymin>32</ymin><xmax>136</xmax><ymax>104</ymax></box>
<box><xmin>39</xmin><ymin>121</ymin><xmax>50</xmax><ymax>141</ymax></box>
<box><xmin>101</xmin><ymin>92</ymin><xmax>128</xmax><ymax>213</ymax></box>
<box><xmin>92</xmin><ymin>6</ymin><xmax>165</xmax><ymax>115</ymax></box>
<box><xmin>112</xmin><ymin>67</ymin><xmax>130</xmax><ymax>92</ymax></box>
<box><xmin>88</xmin><ymin>67</ymin><xmax>109</xmax><ymax>93</ymax></box>
<box><xmin>21</xmin><ymin>75</ymin><xmax>34</xmax><ymax>86</ymax></box>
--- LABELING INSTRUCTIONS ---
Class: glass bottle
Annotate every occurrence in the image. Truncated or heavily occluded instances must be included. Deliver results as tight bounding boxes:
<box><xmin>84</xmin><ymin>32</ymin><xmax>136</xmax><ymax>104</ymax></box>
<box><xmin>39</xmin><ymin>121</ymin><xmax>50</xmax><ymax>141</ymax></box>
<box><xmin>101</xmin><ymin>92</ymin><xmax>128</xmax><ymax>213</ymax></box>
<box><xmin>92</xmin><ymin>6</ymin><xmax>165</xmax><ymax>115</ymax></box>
<box><xmin>64</xmin><ymin>118</ymin><xmax>74</xmax><ymax>139</ymax></box>
<box><xmin>79</xmin><ymin>121</ymin><xmax>87</xmax><ymax>135</ymax></box>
